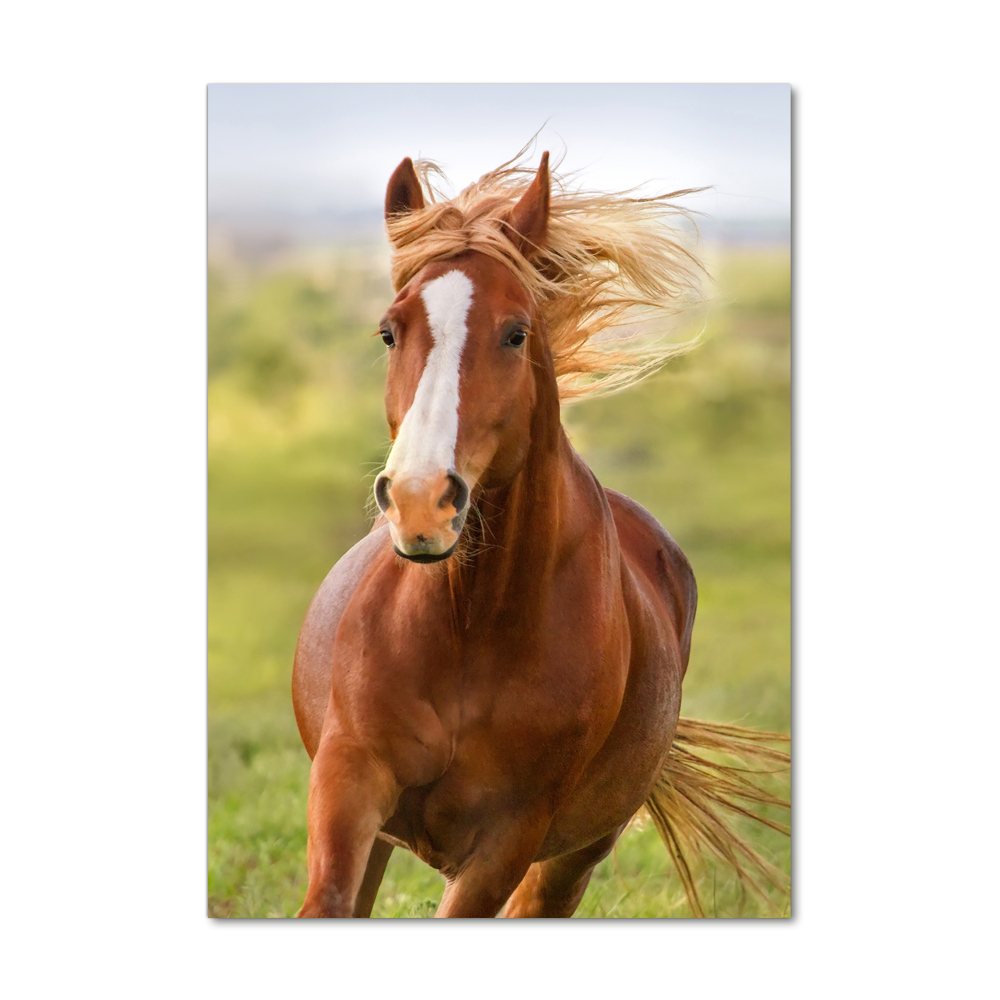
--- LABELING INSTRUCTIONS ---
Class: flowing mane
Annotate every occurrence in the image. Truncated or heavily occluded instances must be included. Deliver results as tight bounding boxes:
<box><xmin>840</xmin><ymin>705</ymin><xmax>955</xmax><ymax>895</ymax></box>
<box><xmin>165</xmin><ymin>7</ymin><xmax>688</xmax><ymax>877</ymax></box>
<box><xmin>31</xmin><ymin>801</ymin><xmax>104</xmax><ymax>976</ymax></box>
<box><xmin>386</xmin><ymin>151</ymin><xmax>708</xmax><ymax>402</ymax></box>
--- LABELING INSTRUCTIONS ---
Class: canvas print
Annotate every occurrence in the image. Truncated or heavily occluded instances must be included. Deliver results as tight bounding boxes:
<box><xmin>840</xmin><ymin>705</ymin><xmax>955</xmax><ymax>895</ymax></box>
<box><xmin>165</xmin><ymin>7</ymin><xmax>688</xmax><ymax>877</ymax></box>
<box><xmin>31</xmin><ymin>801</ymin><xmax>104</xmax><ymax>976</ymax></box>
<box><xmin>208</xmin><ymin>83</ymin><xmax>791</xmax><ymax>917</ymax></box>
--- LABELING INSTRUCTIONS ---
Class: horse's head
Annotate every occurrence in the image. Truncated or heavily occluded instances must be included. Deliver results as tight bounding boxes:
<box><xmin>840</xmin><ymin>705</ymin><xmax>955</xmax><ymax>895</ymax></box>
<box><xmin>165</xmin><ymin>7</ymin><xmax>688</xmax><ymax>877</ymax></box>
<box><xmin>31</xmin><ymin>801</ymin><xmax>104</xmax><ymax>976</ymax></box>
<box><xmin>373</xmin><ymin>154</ymin><xmax>551</xmax><ymax>562</ymax></box>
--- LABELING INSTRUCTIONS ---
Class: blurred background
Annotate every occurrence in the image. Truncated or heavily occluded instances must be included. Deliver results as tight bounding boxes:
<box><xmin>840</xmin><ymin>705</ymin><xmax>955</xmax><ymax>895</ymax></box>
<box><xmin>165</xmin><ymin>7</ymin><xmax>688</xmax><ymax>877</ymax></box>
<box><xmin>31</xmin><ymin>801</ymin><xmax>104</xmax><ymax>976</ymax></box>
<box><xmin>207</xmin><ymin>84</ymin><xmax>790</xmax><ymax>917</ymax></box>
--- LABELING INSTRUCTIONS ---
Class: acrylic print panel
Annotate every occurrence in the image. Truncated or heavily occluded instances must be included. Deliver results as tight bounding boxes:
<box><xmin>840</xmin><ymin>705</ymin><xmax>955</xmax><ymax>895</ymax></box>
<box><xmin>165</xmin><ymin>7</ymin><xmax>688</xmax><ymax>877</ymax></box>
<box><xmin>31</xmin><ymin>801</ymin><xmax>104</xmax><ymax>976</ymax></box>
<box><xmin>207</xmin><ymin>83</ymin><xmax>791</xmax><ymax>918</ymax></box>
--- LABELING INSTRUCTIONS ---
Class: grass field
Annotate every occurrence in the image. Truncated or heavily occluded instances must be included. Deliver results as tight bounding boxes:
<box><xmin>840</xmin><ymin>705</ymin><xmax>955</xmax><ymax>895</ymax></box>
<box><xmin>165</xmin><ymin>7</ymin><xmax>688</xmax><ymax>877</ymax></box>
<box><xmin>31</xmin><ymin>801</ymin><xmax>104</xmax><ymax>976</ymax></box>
<box><xmin>207</xmin><ymin>244</ymin><xmax>791</xmax><ymax>918</ymax></box>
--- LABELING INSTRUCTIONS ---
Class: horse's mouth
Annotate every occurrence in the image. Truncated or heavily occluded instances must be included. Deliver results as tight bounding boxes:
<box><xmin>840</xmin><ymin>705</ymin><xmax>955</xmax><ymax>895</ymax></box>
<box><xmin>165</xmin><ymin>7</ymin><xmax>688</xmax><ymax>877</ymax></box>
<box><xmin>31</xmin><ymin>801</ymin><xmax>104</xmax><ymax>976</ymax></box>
<box><xmin>393</xmin><ymin>541</ymin><xmax>459</xmax><ymax>563</ymax></box>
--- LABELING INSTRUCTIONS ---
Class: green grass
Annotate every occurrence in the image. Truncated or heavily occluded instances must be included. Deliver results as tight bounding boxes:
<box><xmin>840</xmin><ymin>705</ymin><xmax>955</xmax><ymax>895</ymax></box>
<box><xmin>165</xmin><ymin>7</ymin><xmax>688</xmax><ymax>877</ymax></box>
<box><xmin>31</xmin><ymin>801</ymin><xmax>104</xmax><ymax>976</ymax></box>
<box><xmin>207</xmin><ymin>246</ymin><xmax>791</xmax><ymax>918</ymax></box>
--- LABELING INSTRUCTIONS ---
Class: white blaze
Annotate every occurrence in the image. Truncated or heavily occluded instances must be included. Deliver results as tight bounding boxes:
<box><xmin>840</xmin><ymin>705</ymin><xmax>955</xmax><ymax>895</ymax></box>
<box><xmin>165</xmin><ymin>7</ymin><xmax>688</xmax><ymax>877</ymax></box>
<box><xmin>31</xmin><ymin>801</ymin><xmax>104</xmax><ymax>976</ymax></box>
<box><xmin>385</xmin><ymin>269</ymin><xmax>474</xmax><ymax>481</ymax></box>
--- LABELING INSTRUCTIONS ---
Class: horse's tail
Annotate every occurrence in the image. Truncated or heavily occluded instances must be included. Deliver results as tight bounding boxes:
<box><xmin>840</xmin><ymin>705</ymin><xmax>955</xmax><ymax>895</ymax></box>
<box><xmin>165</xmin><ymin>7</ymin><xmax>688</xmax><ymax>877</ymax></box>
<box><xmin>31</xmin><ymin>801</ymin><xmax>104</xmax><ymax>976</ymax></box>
<box><xmin>643</xmin><ymin>718</ymin><xmax>791</xmax><ymax>917</ymax></box>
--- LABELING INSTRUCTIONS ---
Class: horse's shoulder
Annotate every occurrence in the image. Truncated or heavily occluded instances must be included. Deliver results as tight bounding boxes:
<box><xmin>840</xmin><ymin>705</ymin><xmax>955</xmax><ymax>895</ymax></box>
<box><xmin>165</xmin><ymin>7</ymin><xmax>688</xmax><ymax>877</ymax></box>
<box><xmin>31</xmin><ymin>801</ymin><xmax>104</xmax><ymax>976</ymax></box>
<box><xmin>603</xmin><ymin>488</ymin><xmax>697</xmax><ymax>662</ymax></box>
<box><xmin>310</xmin><ymin>522</ymin><xmax>392</xmax><ymax>629</ymax></box>
<box><xmin>292</xmin><ymin>523</ymin><xmax>392</xmax><ymax>756</ymax></box>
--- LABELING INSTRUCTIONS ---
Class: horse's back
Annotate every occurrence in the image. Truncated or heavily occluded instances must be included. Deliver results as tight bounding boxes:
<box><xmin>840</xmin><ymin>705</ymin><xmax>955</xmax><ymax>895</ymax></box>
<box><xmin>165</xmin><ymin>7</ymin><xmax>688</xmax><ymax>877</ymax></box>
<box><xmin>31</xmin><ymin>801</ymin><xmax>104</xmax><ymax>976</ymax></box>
<box><xmin>605</xmin><ymin>488</ymin><xmax>697</xmax><ymax>674</ymax></box>
<box><xmin>292</xmin><ymin>524</ymin><xmax>392</xmax><ymax>758</ymax></box>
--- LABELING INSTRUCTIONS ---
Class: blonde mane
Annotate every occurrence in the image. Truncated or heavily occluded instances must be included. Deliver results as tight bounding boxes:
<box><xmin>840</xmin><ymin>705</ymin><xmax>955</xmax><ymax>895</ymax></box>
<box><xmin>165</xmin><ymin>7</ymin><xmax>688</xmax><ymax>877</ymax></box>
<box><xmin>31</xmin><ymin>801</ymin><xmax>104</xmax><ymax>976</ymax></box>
<box><xmin>386</xmin><ymin>150</ymin><xmax>708</xmax><ymax>403</ymax></box>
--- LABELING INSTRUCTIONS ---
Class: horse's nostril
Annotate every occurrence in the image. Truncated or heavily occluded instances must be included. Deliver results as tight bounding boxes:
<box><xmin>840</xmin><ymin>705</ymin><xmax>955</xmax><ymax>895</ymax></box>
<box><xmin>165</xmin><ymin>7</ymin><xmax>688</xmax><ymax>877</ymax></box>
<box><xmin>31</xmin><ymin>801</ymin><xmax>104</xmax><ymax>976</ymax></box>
<box><xmin>374</xmin><ymin>474</ymin><xmax>392</xmax><ymax>514</ymax></box>
<box><xmin>444</xmin><ymin>472</ymin><xmax>470</xmax><ymax>513</ymax></box>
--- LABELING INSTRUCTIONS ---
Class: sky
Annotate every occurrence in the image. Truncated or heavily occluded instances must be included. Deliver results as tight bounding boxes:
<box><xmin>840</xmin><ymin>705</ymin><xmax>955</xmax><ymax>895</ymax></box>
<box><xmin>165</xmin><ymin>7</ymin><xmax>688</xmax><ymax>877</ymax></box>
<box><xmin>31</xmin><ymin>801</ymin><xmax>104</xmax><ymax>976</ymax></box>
<box><xmin>208</xmin><ymin>84</ymin><xmax>790</xmax><ymax>232</ymax></box>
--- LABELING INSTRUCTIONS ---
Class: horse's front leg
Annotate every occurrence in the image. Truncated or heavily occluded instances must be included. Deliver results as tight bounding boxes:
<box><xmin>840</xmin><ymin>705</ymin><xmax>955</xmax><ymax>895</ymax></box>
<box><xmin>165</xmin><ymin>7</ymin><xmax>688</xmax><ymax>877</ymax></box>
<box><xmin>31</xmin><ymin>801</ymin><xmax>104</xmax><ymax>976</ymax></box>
<box><xmin>503</xmin><ymin>826</ymin><xmax>625</xmax><ymax>917</ymax></box>
<box><xmin>434</xmin><ymin>815</ymin><xmax>552</xmax><ymax>918</ymax></box>
<box><xmin>352</xmin><ymin>838</ymin><xmax>394</xmax><ymax>917</ymax></box>
<box><xmin>298</xmin><ymin>737</ymin><xmax>399</xmax><ymax>918</ymax></box>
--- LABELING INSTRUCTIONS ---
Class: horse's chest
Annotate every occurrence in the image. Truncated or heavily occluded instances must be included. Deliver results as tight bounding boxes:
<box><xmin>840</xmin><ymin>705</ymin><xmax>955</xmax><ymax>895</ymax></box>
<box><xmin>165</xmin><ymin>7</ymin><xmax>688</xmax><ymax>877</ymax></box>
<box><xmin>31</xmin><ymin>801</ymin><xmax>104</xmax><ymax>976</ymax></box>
<box><xmin>385</xmin><ymin>640</ymin><xmax>625</xmax><ymax>865</ymax></box>
<box><xmin>447</xmin><ymin>625</ymin><xmax>623</xmax><ymax>744</ymax></box>
<box><xmin>355</xmin><ymin>576</ymin><xmax>630</xmax><ymax>866</ymax></box>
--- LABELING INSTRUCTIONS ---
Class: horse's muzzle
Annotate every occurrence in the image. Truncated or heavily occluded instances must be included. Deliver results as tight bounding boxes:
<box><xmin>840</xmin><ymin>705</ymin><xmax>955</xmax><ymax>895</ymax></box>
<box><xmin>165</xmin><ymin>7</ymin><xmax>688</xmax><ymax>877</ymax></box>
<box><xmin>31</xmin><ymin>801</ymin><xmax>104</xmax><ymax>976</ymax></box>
<box><xmin>374</xmin><ymin>469</ymin><xmax>470</xmax><ymax>561</ymax></box>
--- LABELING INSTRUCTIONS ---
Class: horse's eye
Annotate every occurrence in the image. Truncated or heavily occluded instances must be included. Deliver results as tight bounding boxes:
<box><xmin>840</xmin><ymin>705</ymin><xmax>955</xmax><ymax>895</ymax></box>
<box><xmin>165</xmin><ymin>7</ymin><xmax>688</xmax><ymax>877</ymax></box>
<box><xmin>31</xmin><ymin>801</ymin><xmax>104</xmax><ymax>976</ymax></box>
<box><xmin>380</xmin><ymin>328</ymin><xmax>395</xmax><ymax>348</ymax></box>
<box><xmin>505</xmin><ymin>329</ymin><xmax>528</xmax><ymax>348</ymax></box>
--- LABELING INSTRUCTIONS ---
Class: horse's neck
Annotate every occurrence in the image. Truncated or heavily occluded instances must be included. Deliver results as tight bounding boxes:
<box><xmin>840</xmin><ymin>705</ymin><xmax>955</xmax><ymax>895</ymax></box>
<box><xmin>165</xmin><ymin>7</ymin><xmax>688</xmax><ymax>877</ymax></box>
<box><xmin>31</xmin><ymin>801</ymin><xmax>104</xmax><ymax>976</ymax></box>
<box><xmin>453</xmin><ymin>370</ymin><xmax>608</xmax><ymax>614</ymax></box>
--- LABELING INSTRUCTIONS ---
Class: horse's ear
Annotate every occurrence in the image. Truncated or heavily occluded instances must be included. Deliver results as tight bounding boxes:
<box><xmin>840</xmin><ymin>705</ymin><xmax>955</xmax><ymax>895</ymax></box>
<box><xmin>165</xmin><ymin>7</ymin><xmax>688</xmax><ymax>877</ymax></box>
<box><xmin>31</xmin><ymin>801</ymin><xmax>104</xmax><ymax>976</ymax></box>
<box><xmin>504</xmin><ymin>151</ymin><xmax>550</xmax><ymax>257</ymax></box>
<box><xmin>385</xmin><ymin>157</ymin><xmax>425</xmax><ymax>220</ymax></box>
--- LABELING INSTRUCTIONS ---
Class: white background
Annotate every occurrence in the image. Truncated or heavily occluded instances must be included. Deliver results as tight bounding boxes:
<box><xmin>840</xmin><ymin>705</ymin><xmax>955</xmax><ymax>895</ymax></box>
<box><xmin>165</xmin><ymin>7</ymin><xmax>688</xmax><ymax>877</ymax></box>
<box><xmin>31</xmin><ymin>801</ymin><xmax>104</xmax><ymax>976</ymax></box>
<box><xmin>3</xmin><ymin>2</ymin><xmax>997</xmax><ymax>998</ymax></box>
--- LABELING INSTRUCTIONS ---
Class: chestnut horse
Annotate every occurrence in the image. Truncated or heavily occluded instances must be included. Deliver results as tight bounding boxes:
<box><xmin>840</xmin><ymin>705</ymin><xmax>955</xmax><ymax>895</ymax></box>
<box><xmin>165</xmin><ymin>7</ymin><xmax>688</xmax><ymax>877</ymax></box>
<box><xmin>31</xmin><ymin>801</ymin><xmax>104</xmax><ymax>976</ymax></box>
<box><xmin>292</xmin><ymin>152</ymin><xmax>788</xmax><ymax>917</ymax></box>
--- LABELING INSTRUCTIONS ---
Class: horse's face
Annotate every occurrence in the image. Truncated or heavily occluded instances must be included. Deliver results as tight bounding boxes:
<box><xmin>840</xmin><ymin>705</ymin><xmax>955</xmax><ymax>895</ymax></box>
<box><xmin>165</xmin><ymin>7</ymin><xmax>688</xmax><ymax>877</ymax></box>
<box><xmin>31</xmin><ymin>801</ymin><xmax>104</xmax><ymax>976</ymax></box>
<box><xmin>374</xmin><ymin>155</ymin><xmax>550</xmax><ymax>562</ymax></box>
<box><xmin>373</xmin><ymin>253</ymin><xmax>540</xmax><ymax>561</ymax></box>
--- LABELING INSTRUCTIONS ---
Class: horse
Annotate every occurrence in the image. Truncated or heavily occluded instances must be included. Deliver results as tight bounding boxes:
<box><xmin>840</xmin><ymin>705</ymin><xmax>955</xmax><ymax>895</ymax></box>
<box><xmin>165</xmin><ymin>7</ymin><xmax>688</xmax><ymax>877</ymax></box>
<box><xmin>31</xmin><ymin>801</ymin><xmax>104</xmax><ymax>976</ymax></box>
<box><xmin>291</xmin><ymin>151</ymin><xmax>789</xmax><ymax>917</ymax></box>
